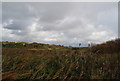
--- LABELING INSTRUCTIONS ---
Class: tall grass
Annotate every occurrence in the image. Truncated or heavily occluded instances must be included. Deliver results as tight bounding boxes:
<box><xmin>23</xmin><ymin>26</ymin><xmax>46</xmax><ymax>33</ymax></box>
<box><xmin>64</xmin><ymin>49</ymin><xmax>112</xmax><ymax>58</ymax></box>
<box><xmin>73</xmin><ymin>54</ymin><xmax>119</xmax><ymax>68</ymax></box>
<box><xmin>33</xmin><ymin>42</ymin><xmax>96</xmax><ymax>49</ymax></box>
<box><xmin>2</xmin><ymin>39</ymin><xmax>120</xmax><ymax>80</ymax></box>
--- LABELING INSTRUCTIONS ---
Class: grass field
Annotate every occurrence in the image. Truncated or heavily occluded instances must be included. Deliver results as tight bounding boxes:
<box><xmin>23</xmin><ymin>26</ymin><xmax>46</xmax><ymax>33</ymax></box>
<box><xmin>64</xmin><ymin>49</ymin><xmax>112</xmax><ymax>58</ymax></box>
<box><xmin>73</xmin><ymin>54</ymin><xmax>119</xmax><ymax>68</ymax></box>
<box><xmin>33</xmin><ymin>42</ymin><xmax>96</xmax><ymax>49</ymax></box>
<box><xmin>1</xmin><ymin>39</ymin><xmax>120</xmax><ymax>80</ymax></box>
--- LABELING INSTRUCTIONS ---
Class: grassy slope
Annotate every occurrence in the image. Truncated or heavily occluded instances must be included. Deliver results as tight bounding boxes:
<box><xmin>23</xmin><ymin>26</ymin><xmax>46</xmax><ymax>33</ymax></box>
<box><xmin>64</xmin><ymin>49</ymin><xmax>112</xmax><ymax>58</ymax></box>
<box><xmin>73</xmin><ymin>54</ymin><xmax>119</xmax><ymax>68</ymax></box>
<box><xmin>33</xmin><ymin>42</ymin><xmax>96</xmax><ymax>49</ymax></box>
<box><xmin>2</xmin><ymin>39</ymin><xmax>120</xmax><ymax>80</ymax></box>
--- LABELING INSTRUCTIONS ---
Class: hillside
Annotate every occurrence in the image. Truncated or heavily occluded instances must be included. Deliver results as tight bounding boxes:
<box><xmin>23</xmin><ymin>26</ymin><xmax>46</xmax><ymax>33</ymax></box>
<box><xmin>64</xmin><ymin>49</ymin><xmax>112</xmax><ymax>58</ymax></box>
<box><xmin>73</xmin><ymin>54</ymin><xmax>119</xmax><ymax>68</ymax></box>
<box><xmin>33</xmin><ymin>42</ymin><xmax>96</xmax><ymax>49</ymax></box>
<box><xmin>91</xmin><ymin>38</ymin><xmax>120</xmax><ymax>54</ymax></box>
<box><xmin>2</xmin><ymin>39</ymin><xmax>120</xmax><ymax>80</ymax></box>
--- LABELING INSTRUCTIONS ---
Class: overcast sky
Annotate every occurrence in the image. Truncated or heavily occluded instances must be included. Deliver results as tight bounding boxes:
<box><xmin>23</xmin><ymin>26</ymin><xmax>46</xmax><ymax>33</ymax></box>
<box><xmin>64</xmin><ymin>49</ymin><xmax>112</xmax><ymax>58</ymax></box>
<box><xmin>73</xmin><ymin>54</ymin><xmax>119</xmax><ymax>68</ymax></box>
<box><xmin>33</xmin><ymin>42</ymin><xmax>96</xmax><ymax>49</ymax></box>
<box><xmin>2</xmin><ymin>2</ymin><xmax>118</xmax><ymax>46</ymax></box>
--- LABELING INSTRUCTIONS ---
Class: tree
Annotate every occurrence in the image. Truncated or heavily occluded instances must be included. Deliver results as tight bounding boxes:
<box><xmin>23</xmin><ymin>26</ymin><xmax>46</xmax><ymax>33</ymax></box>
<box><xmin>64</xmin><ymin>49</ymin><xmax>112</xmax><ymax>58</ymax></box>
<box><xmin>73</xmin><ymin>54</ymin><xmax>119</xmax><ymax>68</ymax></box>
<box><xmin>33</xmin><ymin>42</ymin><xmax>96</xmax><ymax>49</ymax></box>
<box><xmin>88</xmin><ymin>43</ymin><xmax>91</xmax><ymax>47</ymax></box>
<box><xmin>79</xmin><ymin>43</ymin><xmax>81</xmax><ymax>47</ymax></box>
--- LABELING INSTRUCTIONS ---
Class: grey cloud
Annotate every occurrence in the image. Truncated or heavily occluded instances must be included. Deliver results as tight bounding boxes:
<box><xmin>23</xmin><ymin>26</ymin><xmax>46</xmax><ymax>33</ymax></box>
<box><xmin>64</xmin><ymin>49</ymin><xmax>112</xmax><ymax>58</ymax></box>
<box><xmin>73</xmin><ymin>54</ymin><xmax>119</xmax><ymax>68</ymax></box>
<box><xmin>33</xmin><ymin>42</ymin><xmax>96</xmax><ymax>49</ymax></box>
<box><xmin>2</xmin><ymin>2</ymin><xmax>118</xmax><ymax>46</ymax></box>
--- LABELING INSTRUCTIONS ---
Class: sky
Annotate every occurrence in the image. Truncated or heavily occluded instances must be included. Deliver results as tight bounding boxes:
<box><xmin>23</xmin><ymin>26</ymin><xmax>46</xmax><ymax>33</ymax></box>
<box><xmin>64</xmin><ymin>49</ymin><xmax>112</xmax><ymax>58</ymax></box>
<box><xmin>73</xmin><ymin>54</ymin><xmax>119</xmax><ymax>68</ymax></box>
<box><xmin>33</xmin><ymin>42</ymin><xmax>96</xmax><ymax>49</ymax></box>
<box><xmin>2</xmin><ymin>2</ymin><xmax>118</xmax><ymax>47</ymax></box>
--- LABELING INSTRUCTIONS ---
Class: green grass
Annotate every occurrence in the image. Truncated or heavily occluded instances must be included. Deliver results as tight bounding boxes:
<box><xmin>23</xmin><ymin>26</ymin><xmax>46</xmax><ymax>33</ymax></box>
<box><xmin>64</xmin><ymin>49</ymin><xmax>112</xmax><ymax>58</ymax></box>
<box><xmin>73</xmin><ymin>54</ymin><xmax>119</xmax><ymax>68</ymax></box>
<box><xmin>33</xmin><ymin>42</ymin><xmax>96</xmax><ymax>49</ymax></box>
<box><xmin>2</xmin><ymin>41</ymin><xmax>120</xmax><ymax>80</ymax></box>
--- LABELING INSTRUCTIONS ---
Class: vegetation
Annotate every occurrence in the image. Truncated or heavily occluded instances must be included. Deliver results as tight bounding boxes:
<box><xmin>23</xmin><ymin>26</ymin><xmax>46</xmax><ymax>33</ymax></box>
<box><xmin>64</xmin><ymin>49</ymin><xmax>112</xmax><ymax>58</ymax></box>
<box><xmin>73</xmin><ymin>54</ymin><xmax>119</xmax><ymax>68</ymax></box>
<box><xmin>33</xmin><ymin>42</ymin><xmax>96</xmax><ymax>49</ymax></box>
<box><xmin>91</xmin><ymin>39</ymin><xmax>120</xmax><ymax>54</ymax></box>
<box><xmin>2</xmin><ymin>39</ymin><xmax>120</xmax><ymax>80</ymax></box>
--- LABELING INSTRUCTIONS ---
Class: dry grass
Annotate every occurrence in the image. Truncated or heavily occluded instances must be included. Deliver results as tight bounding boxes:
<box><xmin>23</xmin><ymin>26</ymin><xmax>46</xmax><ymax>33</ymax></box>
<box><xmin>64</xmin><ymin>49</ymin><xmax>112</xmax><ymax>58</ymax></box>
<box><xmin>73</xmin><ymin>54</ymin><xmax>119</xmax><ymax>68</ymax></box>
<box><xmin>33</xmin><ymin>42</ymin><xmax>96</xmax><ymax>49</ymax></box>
<box><xmin>2</xmin><ymin>39</ymin><xmax>120</xmax><ymax>80</ymax></box>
